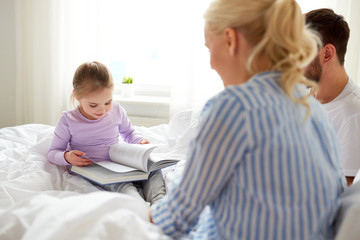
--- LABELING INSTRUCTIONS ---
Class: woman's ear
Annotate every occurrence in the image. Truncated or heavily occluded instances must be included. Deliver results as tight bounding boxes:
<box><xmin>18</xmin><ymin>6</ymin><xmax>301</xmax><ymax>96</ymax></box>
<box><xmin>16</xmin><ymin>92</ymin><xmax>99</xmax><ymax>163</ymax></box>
<box><xmin>224</xmin><ymin>27</ymin><xmax>238</xmax><ymax>56</ymax></box>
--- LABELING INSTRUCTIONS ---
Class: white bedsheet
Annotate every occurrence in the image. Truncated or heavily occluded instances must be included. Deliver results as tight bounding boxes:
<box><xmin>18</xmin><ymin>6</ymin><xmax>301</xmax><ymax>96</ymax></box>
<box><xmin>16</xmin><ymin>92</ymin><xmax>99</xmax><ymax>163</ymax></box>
<box><xmin>0</xmin><ymin>110</ymin><xmax>199</xmax><ymax>240</ymax></box>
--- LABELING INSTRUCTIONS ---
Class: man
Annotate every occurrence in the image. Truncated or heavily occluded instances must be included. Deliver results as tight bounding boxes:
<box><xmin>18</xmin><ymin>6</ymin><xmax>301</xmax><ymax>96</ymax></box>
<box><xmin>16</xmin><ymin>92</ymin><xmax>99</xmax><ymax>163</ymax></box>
<box><xmin>305</xmin><ymin>8</ymin><xmax>360</xmax><ymax>185</ymax></box>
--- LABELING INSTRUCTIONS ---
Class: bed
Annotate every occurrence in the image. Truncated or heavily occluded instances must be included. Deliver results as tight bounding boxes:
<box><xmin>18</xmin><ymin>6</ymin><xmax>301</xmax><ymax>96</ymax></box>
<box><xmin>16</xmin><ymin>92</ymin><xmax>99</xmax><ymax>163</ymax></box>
<box><xmin>0</xmin><ymin>110</ymin><xmax>200</xmax><ymax>240</ymax></box>
<box><xmin>2</xmin><ymin>109</ymin><xmax>360</xmax><ymax>240</ymax></box>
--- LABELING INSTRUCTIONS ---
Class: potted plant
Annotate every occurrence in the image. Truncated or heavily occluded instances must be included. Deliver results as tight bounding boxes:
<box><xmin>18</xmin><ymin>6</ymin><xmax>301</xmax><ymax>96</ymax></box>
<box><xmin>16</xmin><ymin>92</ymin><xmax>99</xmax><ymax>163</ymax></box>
<box><xmin>121</xmin><ymin>76</ymin><xmax>134</xmax><ymax>97</ymax></box>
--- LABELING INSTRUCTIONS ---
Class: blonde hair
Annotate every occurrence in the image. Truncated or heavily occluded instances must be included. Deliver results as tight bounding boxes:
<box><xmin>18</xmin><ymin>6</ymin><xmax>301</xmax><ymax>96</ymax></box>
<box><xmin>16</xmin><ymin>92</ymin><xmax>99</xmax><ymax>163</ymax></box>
<box><xmin>71</xmin><ymin>61</ymin><xmax>114</xmax><ymax>107</ymax></box>
<box><xmin>204</xmin><ymin>0</ymin><xmax>320</xmax><ymax>117</ymax></box>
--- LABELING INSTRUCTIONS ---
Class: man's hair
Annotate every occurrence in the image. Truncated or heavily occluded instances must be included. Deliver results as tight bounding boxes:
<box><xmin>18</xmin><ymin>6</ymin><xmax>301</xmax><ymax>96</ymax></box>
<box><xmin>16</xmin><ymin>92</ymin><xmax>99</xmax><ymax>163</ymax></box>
<box><xmin>305</xmin><ymin>8</ymin><xmax>350</xmax><ymax>65</ymax></box>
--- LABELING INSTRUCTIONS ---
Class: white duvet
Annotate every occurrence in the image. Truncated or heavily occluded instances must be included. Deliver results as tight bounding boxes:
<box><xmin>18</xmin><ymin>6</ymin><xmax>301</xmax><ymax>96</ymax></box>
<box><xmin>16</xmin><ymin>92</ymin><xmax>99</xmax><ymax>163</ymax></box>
<box><xmin>0</xmin><ymin>110</ymin><xmax>199</xmax><ymax>240</ymax></box>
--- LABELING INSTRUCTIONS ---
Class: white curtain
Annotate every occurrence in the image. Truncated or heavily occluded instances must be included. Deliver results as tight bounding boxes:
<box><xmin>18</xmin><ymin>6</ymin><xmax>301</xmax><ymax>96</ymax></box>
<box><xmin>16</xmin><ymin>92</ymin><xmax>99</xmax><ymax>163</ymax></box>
<box><xmin>15</xmin><ymin>0</ymin><xmax>101</xmax><ymax>126</ymax></box>
<box><xmin>14</xmin><ymin>0</ymin><xmax>360</xmax><ymax>126</ymax></box>
<box><xmin>15</xmin><ymin>0</ymin><xmax>67</xmax><ymax>125</ymax></box>
<box><xmin>336</xmin><ymin>0</ymin><xmax>360</xmax><ymax>83</ymax></box>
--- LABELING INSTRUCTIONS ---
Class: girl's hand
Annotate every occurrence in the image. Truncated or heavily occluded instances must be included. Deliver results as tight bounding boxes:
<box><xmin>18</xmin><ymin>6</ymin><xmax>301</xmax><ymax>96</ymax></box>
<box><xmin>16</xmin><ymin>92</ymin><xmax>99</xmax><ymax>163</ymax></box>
<box><xmin>140</xmin><ymin>139</ymin><xmax>150</xmax><ymax>144</ymax></box>
<box><xmin>64</xmin><ymin>150</ymin><xmax>93</xmax><ymax>166</ymax></box>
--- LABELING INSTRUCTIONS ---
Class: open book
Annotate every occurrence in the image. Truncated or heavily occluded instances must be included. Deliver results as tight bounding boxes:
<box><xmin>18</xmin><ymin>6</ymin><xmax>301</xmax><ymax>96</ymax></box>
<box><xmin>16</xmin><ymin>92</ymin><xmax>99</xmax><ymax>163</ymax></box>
<box><xmin>70</xmin><ymin>143</ymin><xmax>180</xmax><ymax>185</ymax></box>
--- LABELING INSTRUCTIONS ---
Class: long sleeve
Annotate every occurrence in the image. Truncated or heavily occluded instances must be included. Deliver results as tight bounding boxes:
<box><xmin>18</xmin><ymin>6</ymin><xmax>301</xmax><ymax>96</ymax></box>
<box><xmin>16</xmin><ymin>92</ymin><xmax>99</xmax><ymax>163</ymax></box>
<box><xmin>151</xmin><ymin>96</ymin><xmax>246</xmax><ymax>238</ymax></box>
<box><xmin>47</xmin><ymin>103</ymin><xmax>145</xmax><ymax>165</ymax></box>
<box><xmin>151</xmin><ymin>71</ymin><xmax>345</xmax><ymax>240</ymax></box>
<box><xmin>47</xmin><ymin>113</ymin><xmax>71</xmax><ymax>165</ymax></box>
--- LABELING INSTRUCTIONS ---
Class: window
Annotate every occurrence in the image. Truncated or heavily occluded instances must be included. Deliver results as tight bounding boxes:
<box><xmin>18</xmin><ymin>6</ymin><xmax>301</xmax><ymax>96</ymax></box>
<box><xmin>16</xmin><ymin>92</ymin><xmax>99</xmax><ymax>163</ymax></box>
<box><xmin>65</xmin><ymin>0</ymin><xmax>348</xmax><ymax>111</ymax></box>
<box><xmin>14</xmin><ymin>0</ymin><xmax>359</xmax><ymax>125</ymax></box>
<box><xmin>63</xmin><ymin>0</ymin><xmax>219</xmax><ymax>114</ymax></box>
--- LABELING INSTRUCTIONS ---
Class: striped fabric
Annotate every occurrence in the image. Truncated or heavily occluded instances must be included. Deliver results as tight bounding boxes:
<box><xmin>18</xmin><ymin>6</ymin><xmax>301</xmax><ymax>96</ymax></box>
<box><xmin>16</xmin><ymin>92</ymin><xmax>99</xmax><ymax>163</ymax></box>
<box><xmin>151</xmin><ymin>71</ymin><xmax>345</xmax><ymax>240</ymax></box>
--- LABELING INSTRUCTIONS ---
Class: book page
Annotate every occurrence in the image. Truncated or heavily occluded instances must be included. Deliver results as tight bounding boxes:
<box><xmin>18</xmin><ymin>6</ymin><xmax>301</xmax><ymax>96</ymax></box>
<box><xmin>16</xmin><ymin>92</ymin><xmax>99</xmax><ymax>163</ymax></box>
<box><xmin>95</xmin><ymin>161</ymin><xmax>138</xmax><ymax>173</ymax></box>
<box><xmin>147</xmin><ymin>153</ymin><xmax>181</xmax><ymax>172</ymax></box>
<box><xmin>149</xmin><ymin>152</ymin><xmax>181</xmax><ymax>162</ymax></box>
<box><xmin>109</xmin><ymin>143</ymin><xmax>158</xmax><ymax>172</ymax></box>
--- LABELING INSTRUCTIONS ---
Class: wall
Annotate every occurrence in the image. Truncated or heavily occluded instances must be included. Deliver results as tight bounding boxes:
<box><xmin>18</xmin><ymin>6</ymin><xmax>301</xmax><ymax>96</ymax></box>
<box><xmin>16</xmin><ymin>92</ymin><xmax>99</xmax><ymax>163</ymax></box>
<box><xmin>0</xmin><ymin>0</ymin><xmax>16</xmax><ymax>128</ymax></box>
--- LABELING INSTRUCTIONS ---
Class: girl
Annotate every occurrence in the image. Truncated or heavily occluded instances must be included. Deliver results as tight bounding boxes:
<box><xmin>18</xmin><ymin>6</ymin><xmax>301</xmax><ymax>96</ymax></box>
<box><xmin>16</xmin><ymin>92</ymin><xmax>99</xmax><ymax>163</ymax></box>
<box><xmin>48</xmin><ymin>61</ymin><xmax>165</xmax><ymax>205</ymax></box>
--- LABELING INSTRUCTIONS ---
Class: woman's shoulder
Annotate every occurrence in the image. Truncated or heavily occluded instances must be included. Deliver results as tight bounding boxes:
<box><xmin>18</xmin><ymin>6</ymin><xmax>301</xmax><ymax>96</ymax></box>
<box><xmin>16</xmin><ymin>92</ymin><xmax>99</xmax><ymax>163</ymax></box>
<box><xmin>200</xmin><ymin>88</ymin><xmax>246</xmax><ymax>123</ymax></box>
<box><xmin>201</xmin><ymin>71</ymin><xmax>284</xmax><ymax>119</ymax></box>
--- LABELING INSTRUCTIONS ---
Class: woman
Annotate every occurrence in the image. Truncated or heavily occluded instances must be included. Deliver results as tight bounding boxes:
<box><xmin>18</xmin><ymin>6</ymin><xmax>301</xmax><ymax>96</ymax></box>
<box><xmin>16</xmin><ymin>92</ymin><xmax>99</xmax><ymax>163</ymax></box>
<box><xmin>150</xmin><ymin>0</ymin><xmax>345</xmax><ymax>239</ymax></box>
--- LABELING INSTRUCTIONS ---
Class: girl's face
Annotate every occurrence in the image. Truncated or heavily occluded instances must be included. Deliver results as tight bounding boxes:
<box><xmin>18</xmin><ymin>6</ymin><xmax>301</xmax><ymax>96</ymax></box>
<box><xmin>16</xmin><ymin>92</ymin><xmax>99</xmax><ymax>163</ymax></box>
<box><xmin>77</xmin><ymin>87</ymin><xmax>113</xmax><ymax>120</ymax></box>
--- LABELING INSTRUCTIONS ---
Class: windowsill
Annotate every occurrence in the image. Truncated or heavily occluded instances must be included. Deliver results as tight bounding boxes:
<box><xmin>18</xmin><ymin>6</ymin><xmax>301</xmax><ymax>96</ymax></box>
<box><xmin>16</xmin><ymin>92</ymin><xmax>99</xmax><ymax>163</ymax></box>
<box><xmin>113</xmin><ymin>94</ymin><xmax>170</xmax><ymax>120</ymax></box>
<box><xmin>114</xmin><ymin>95</ymin><xmax>170</xmax><ymax>107</ymax></box>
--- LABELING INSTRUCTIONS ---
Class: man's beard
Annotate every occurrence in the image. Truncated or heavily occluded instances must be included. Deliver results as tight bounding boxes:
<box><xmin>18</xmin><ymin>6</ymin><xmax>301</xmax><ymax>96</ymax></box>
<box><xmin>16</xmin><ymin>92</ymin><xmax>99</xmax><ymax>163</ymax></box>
<box><xmin>304</xmin><ymin>55</ymin><xmax>322</xmax><ymax>83</ymax></box>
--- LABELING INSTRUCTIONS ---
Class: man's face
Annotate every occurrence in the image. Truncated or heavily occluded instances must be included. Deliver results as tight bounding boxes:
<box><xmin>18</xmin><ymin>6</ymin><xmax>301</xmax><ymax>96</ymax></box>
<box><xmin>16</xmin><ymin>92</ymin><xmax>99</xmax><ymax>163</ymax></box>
<box><xmin>304</xmin><ymin>54</ymin><xmax>322</xmax><ymax>83</ymax></box>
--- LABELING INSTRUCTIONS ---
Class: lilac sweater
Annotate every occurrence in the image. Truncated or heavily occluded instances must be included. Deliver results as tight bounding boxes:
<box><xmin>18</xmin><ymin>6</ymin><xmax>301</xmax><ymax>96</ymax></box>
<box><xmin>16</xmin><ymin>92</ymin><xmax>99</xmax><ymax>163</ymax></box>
<box><xmin>47</xmin><ymin>103</ymin><xmax>144</xmax><ymax>165</ymax></box>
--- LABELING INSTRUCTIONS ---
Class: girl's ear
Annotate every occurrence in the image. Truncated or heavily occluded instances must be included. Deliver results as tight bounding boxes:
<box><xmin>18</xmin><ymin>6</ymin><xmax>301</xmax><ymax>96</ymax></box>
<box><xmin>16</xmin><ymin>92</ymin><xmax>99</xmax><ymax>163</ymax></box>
<box><xmin>224</xmin><ymin>27</ymin><xmax>238</xmax><ymax>56</ymax></box>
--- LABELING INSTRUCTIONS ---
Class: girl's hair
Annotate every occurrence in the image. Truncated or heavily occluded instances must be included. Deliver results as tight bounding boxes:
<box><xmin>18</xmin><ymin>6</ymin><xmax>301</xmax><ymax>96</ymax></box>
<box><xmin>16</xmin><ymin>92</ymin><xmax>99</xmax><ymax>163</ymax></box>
<box><xmin>71</xmin><ymin>61</ymin><xmax>114</xmax><ymax>107</ymax></box>
<box><xmin>204</xmin><ymin>0</ymin><xmax>321</xmax><ymax>117</ymax></box>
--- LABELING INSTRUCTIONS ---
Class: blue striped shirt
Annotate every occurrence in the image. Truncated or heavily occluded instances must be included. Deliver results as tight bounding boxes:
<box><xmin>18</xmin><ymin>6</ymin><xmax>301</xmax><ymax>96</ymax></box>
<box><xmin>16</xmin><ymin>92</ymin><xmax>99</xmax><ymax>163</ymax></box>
<box><xmin>151</xmin><ymin>71</ymin><xmax>345</xmax><ymax>239</ymax></box>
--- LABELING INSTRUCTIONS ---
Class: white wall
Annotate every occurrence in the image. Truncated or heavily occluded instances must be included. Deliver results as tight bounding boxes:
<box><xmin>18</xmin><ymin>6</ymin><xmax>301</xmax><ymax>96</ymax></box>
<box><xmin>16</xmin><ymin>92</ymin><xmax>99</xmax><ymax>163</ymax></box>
<box><xmin>0</xmin><ymin>0</ymin><xmax>16</xmax><ymax>128</ymax></box>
